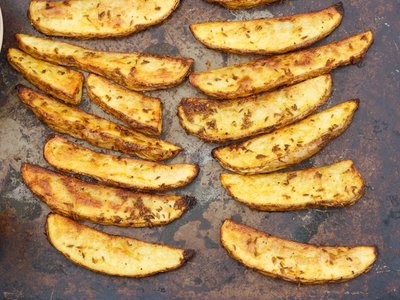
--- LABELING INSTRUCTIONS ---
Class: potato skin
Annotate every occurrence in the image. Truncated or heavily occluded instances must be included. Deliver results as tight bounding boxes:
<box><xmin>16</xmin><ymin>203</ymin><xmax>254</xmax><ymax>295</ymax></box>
<box><xmin>190</xmin><ymin>31</ymin><xmax>374</xmax><ymax>99</ymax></box>
<box><xmin>17</xmin><ymin>86</ymin><xmax>181</xmax><ymax>161</ymax></box>
<box><xmin>178</xmin><ymin>75</ymin><xmax>332</xmax><ymax>142</ymax></box>
<box><xmin>16</xmin><ymin>34</ymin><xmax>193</xmax><ymax>91</ymax></box>
<box><xmin>220</xmin><ymin>160</ymin><xmax>365</xmax><ymax>211</ymax></box>
<box><xmin>29</xmin><ymin>0</ymin><xmax>180</xmax><ymax>39</ymax></box>
<box><xmin>191</xmin><ymin>4</ymin><xmax>343</xmax><ymax>55</ymax></box>
<box><xmin>7</xmin><ymin>48</ymin><xmax>83</xmax><ymax>105</ymax></box>
<box><xmin>207</xmin><ymin>0</ymin><xmax>279</xmax><ymax>9</ymax></box>
<box><xmin>46</xmin><ymin>214</ymin><xmax>195</xmax><ymax>277</ymax></box>
<box><xmin>213</xmin><ymin>100</ymin><xmax>359</xmax><ymax>174</ymax></box>
<box><xmin>221</xmin><ymin>220</ymin><xmax>378</xmax><ymax>284</ymax></box>
<box><xmin>86</xmin><ymin>74</ymin><xmax>162</xmax><ymax>136</ymax></box>
<box><xmin>43</xmin><ymin>136</ymin><xmax>199</xmax><ymax>192</ymax></box>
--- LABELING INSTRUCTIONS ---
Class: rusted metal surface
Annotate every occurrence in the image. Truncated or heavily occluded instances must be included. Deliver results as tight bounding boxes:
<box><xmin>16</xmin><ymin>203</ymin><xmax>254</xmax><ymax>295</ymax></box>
<box><xmin>0</xmin><ymin>0</ymin><xmax>399</xmax><ymax>299</ymax></box>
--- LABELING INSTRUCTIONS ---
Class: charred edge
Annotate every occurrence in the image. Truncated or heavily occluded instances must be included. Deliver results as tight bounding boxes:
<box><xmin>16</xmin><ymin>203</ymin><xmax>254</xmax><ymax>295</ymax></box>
<box><xmin>334</xmin><ymin>2</ymin><xmax>344</xmax><ymax>17</ymax></box>
<box><xmin>15</xmin><ymin>84</ymin><xmax>28</xmax><ymax>94</ymax></box>
<box><xmin>211</xmin><ymin>147</ymin><xmax>220</xmax><ymax>159</ymax></box>
<box><xmin>183</xmin><ymin>196</ymin><xmax>197</xmax><ymax>210</ymax></box>
<box><xmin>182</xmin><ymin>249</ymin><xmax>196</xmax><ymax>262</ymax></box>
<box><xmin>352</xmin><ymin>98</ymin><xmax>360</xmax><ymax>107</ymax></box>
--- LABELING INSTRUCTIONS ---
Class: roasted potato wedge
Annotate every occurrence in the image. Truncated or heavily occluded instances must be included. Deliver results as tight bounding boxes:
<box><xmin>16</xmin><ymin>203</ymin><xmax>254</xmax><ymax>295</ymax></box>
<box><xmin>178</xmin><ymin>75</ymin><xmax>332</xmax><ymax>142</ymax></box>
<box><xmin>213</xmin><ymin>100</ymin><xmax>358</xmax><ymax>174</ymax></box>
<box><xmin>190</xmin><ymin>31</ymin><xmax>373</xmax><ymax>99</ymax></box>
<box><xmin>86</xmin><ymin>74</ymin><xmax>162</xmax><ymax>136</ymax></box>
<box><xmin>221</xmin><ymin>220</ymin><xmax>377</xmax><ymax>284</ymax></box>
<box><xmin>207</xmin><ymin>0</ymin><xmax>279</xmax><ymax>9</ymax></box>
<box><xmin>29</xmin><ymin>0</ymin><xmax>180</xmax><ymax>39</ymax></box>
<box><xmin>46</xmin><ymin>213</ymin><xmax>194</xmax><ymax>277</ymax></box>
<box><xmin>22</xmin><ymin>164</ymin><xmax>195</xmax><ymax>227</ymax></box>
<box><xmin>191</xmin><ymin>4</ymin><xmax>343</xmax><ymax>55</ymax></box>
<box><xmin>16</xmin><ymin>34</ymin><xmax>193</xmax><ymax>91</ymax></box>
<box><xmin>17</xmin><ymin>86</ymin><xmax>181</xmax><ymax>161</ymax></box>
<box><xmin>221</xmin><ymin>160</ymin><xmax>364</xmax><ymax>211</ymax></box>
<box><xmin>44</xmin><ymin>136</ymin><xmax>198</xmax><ymax>192</ymax></box>
<box><xmin>7</xmin><ymin>48</ymin><xmax>83</xmax><ymax>105</ymax></box>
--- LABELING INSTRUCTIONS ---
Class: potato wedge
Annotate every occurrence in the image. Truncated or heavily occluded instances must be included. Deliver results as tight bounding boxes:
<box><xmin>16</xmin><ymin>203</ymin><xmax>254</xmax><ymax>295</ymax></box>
<box><xmin>17</xmin><ymin>86</ymin><xmax>181</xmax><ymax>161</ymax></box>
<box><xmin>221</xmin><ymin>220</ymin><xmax>377</xmax><ymax>284</ymax></box>
<box><xmin>22</xmin><ymin>164</ymin><xmax>195</xmax><ymax>227</ymax></box>
<box><xmin>221</xmin><ymin>160</ymin><xmax>364</xmax><ymax>211</ymax></box>
<box><xmin>178</xmin><ymin>75</ymin><xmax>332</xmax><ymax>142</ymax></box>
<box><xmin>44</xmin><ymin>136</ymin><xmax>198</xmax><ymax>192</ymax></box>
<box><xmin>16</xmin><ymin>34</ymin><xmax>193</xmax><ymax>91</ymax></box>
<box><xmin>190</xmin><ymin>31</ymin><xmax>373</xmax><ymax>99</ymax></box>
<box><xmin>207</xmin><ymin>0</ymin><xmax>279</xmax><ymax>9</ymax></box>
<box><xmin>29</xmin><ymin>0</ymin><xmax>180</xmax><ymax>39</ymax></box>
<box><xmin>86</xmin><ymin>74</ymin><xmax>162</xmax><ymax>136</ymax></box>
<box><xmin>213</xmin><ymin>100</ymin><xmax>358</xmax><ymax>174</ymax></box>
<box><xmin>7</xmin><ymin>48</ymin><xmax>83</xmax><ymax>105</ymax></box>
<box><xmin>46</xmin><ymin>213</ymin><xmax>194</xmax><ymax>277</ymax></box>
<box><xmin>191</xmin><ymin>4</ymin><xmax>343</xmax><ymax>55</ymax></box>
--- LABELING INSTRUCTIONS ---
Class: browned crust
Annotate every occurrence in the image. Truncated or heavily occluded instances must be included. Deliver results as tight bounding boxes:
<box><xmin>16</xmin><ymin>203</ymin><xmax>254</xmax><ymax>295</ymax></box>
<box><xmin>212</xmin><ymin>100</ymin><xmax>359</xmax><ymax>174</ymax></box>
<box><xmin>42</xmin><ymin>136</ymin><xmax>199</xmax><ymax>192</ymax></box>
<box><xmin>45</xmin><ymin>213</ymin><xmax>195</xmax><ymax>278</ymax></box>
<box><xmin>206</xmin><ymin>0</ymin><xmax>279</xmax><ymax>9</ymax></box>
<box><xmin>220</xmin><ymin>161</ymin><xmax>365</xmax><ymax>211</ymax></box>
<box><xmin>177</xmin><ymin>76</ymin><xmax>332</xmax><ymax>142</ymax></box>
<box><xmin>189</xmin><ymin>31</ymin><xmax>374</xmax><ymax>99</ymax></box>
<box><xmin>21</xmin><ymin>163</ymin><xmax>196</xmax><ymax>227</ymax></box>
<box><xmin>191</xmin><ymin>4</ymin><xmax>343</xmax><ymax>55</ymax></box>
<box><xmin>220</xmin><ymin>220</ymin><xmax>378</xmax><ymax>284</ymax></box>
<box><xmin>86</xmin><ymin>74</ymin><xmax>162</xmax><ymax>136</ymax></box>
<box><xmin>7</xmin><ymin>48</ymin><xmax>83</xmax><ymax>105</ymax></box>
<box><xmin>17</xmin><ymin>85</ymin><xmax>181</xmax><ymax>161</ymax></box>
<box><xmin>28</xmin><ymin>0</ymin><xmax>180</xmax><ymax>40</ymax></box>
<box><xmin>16</xmin><ymin>34</ymin><xmax>194</xmax><ymax>91</ymax></box>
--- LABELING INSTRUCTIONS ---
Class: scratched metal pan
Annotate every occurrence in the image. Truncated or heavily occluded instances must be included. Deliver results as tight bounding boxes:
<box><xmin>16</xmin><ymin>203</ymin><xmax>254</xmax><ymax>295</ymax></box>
<box><xmin>0</xmin><ymin>0</ymin><xmax>399</xmax><ymax>299</ymax></box>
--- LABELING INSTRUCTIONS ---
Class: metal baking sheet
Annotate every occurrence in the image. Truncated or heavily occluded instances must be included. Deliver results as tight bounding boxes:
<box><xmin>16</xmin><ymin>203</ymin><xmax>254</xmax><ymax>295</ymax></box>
<box><xmin>0</xmin><ymin>0</ymin><xmax>399</xmax><ymax>299</ymax></box>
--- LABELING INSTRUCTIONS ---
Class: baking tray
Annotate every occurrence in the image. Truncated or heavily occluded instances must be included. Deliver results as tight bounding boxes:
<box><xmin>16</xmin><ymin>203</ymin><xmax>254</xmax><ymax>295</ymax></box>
<box><xmin>0</xmin><ymin>0</ymin><xmax>399</xmax><ymax>299</ymax></box>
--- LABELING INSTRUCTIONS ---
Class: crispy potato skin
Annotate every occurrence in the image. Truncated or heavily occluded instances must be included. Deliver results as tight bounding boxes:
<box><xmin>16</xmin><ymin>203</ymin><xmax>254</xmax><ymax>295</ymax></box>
<box><xmin>29</xmin><ymin>0</ymin><xmax>180</xmax><ymax>39</ymax></box>
<box><xmin>46</xmin><ymin>214</ymin><xmax>195</xmax><ymax>277</ymax></box>
<box><xmin>22</xmin><ymin>163</ymin><xmax>195</xmax><ymax>227</ymax></box>
<box><xmin>207</xmin><ymin>0</ymin><xmax>279</xmax><ymax>9</ymax></box>
<box><xmin>86</xmin><ymin>74</ymin><xmax>162</xmax><ymax>136</ymax></box>
<box><xmin>191</xmin><ymin>4</ymin><xmax>343</xmax><ymax>55</ymax></box>
<box><xmin>16</xmin><ymin>34</ymin><xmax>193</xmax><ymax>91</ymax></box>
<box><xmin>221</xmin><ymin>220</ymin><xmax>377</xmax><ymax>284</ymax></box>
<box><xmin>17</xmin><ymin>86</ymin><xmax>181</xmax><ymax>161</ymax></box>
<box><xmin>178</xmin><ymin>75</ymin><xmax>332</xmax><ymax>142</ymax></box>
<box><xmin>220</xmin><ymin>160</ymin><xmax>365</xmax><ymax>211</ymax></box>
<box><xmin>213</xmin><ymin>100</ymin><xmax>359</xmax><ymax>174</ymax></box>
<box><xmin>7</xmin><ymin>48</ymin><xmax>83</xmax><ymax>105</ymax></box>
<box><xmin>190</xmin><ymin>31</ymin><xmax>374</xmax><ymax>99</ymax></box>
<box><xmin>43</xmin><ymin>136</ymin><xmax>199</xmax><ymax>192</ymax></box>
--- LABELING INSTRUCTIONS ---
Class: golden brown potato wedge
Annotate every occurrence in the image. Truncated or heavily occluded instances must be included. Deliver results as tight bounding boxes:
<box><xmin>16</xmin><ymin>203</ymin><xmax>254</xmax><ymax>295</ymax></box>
<box><xmin>178</xmin><ymin>75</ymin><xmax>332</xmax><ymax>142</ymax></box>
<box><xmin>16</xmin><ymin>34</ymin><xmax>193</xmax><ymax>91</ymax></box>
<box><xmin>46</xmin><ymin>213</ymin><xmax>194</xmax><ymax>277</ymax></box>
<box><xmin>86</xmin><ymin>74</ymin><xmax>162</xmax><ymax>136</ymax></box>
<box><xmin>221</xmin><ymin>220</ymin><xmax>377</xmax><ymax>284</ymax></box>
<box><xmin>44</xmin><ymin>136</ymin><xmax>199</xmax><ymax>192</ymax></box>
<box><xmin>7</xmin><ymin>48</ymin><xmax>83</xmax><ymax>105</ymax></box>
<box><xmin>220</xmin><ymin>160</ymin><xmax>364</xmax><ymax>211</ymax></box>
<box><xmin>191</xmin><ymin>4</ymin><xmax>343</xmax><ymax>55</ymax></box>
<box><xmin>17</xmin><ymin>86</ymin><xmax>181</xmax><ymax>161</ymax></box>
<box><xmin>190</xmin><ymin>31</ymin><xmax>373</xmax><ymax>99</ymax></box>
<box><xmin>207</xmin><ymin>0</ymin><xmax>279</xmax><ymax>9</ymax></box>
<box><xmin>29</xmin><ymin>0</ymin><xmax>180</xmax><ymax>39</ymax></box>
<box><xmin>213</xmin><ymin>100</ymin><xmax>358</xmax><ymax>174</ymax></box>
<box><xmin>22</xmin><ymin>164</ymin><xmax>195</xmax><ymax>227</ymax></box>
